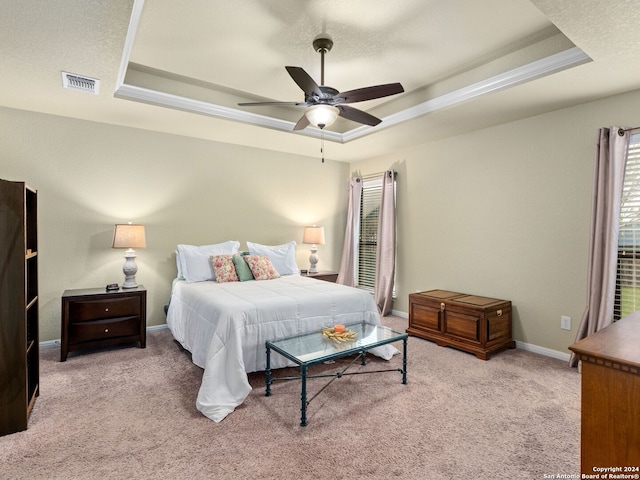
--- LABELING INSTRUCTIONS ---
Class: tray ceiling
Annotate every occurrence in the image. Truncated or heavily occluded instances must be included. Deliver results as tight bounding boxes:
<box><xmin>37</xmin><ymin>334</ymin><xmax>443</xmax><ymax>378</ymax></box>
<box><xmin>1</xmin><ymin>0</ymin><xmax>639</xmax><ymax>161</ymax></box>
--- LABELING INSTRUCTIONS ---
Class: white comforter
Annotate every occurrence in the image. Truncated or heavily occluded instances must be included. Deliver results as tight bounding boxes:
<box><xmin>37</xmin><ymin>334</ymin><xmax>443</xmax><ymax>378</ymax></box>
<box><xmin>166</xmin><ymin>275</ymin><xmax>397</xmax><ymax>422</ymax></box>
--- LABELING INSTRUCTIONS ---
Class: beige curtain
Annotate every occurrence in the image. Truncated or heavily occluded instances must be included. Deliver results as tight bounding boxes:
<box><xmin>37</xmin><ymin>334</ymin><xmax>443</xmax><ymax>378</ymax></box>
<box><xmin>374</xmin><ymin>170</ymin><xmax>396</xmax><ymax>315</ymax></box>
<box><xmin>570</xmin><ymin>127</ymin><xmax>630</xmax><ymax>367</ymax></box>
<box><xmin>337</xmin><ymin>177</ymin><xmax>362</xmax><ymax>286</ymax></box>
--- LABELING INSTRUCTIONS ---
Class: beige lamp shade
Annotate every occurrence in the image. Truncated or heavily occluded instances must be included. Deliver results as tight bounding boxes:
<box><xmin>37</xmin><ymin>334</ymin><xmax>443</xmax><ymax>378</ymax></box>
<box><xmin>112</xmin><ymin>224</ymin><xmax>146</xmax><ymax>249</ymax></box>
<box><xmin>303</xmin><ymin>226</ymin><xmax>325</xmax><ymax>245</ymax></box>
<box><xmin>303</xmin><ymin>226</ymin><xmax>324</xmax><ymax>274</ymax></box>
<box><xmin>112</xmin><ymin>224</ymin><xmax>145</xmax><ymax>289</ymax></box>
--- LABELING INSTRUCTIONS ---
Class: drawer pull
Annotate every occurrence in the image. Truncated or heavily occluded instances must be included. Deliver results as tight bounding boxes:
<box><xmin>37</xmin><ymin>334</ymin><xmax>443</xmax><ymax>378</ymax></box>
<box><xmin>105</xmin><ymin>308</ymin><xmax>109</xmax><ymax>312</ymax></box>
<box><xmin>104</xmin><ymin>328</ymin><xmax>109</xmax><ymax>333</ymax></box>
<box><xmin>497</xmin><ymin>309</ymin><xmax>502</xmax><ymax>317</ymax></box>
<box><xmin>440</xmin><ymin>302</ymin><xmax>445</xmax><ymax>312</ymax></box>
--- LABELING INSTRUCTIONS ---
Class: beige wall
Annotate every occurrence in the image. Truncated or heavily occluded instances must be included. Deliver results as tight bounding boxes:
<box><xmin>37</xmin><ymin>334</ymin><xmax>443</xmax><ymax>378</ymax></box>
<box><xmin>352</xmin><ymin>88</ymin><xmax>640</xmax><ymax>354</ymax></box>
<box><xmin>0</xmin><ymin>107</ymin><xmax>349</xmax><ymax>342</ymax></box>
<box><xmin>3</xmin><ymin>87</ymin><xmax>640</xmax><ymax>354</ymax></box>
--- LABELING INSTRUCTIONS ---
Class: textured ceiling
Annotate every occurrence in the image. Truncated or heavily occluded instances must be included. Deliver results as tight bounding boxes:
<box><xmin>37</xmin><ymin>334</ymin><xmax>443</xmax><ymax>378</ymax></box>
<box><xmin>1</xmin><ymin>0</ymin><xmax>640</xmax><ymax>162</ymax></box>
<box><xmin>131</xmin><ymin>0</ymin><xmax>551</xmax><ymax>98</ymax></box>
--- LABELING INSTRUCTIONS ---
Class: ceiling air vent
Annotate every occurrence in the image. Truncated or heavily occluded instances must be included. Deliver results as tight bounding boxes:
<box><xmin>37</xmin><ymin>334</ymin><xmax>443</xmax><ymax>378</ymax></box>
<box><xmin>61</xmin><ymin>71</ymin><xmax>100</xmax><ymax>95</ymax></box>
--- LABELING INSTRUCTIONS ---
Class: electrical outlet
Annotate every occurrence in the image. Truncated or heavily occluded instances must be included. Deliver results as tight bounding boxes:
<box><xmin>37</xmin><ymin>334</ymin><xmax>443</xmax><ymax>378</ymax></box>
<box><xmin>561</xmin><ymin>315</ymin><xmax>572</xmax><ymax>330</ymax></box>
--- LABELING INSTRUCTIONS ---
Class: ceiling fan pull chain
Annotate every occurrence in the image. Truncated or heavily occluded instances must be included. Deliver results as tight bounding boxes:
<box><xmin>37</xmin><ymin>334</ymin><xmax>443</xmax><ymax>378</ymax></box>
<box><xmin>321</xmin><ymin>131</ymin><xmax>325</xmax><ymax>163</ymax></box>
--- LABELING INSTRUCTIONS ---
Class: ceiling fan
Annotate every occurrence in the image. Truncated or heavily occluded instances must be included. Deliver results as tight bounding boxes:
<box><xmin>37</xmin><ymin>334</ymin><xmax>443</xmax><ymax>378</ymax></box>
<box><xmin>238</xmin><ymin>36</ymin><xmax>404</xmax><ymax>131</ymax></box>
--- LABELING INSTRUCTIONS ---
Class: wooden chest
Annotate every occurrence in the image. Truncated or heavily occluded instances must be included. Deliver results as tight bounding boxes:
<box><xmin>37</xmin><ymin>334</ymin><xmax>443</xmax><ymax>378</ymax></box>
<box><xmin>407</xmin><ymin>289</ymin><xmax>515</xmax><ymax>360</ymax></box>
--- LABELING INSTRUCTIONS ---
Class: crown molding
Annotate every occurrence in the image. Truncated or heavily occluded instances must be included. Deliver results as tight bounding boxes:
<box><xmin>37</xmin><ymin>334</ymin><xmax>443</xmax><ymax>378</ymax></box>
<box><xmin>342</xmin><ymin>46</ymin><xmax>590</xmax><ymax>142</ymax></box>
<box><xmin>115</xmin><ymin>0</ymin><xmax>590</xmax><ymax>144</ymax></box>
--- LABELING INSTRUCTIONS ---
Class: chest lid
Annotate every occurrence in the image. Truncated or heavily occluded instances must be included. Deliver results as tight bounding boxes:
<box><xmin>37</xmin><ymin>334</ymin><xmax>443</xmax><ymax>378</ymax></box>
<box><xmin>453</xmin><ymin>294</ymin><xmax>510</xmax><ymax>310</ymax></box>
<box><xmin>414</xmin><ymin>289</ymin><xmax>465</xmax><ymax>300</ymax></box>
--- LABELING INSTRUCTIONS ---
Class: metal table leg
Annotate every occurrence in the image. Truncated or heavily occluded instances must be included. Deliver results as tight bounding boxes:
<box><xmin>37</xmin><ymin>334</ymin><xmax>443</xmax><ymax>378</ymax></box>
<box><xmin>300</xmin><ymin>364</ymin><xmax>308</xmax><ymax>427</ymax></box>
<box><xmin>265</xmin><ymin>344</ymin><xmax>272</xmax><ymax>397</ymax></box>
<box><xmin>402</xmin><ymin>336</ymin><xmax>407</xmax><ymax>385</ymax></box>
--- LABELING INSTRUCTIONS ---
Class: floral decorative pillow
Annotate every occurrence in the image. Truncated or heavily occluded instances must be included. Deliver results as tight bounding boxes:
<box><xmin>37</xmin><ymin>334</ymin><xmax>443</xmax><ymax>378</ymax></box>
<box><xmin>210</xmin><ymin>255</ymin><xmax>239</xmax><ymax>283</ymax></box>
<box><xmin>243</xmin><ymin>255</ymin><xmax>280</xmax><ymax>281</ymax></box>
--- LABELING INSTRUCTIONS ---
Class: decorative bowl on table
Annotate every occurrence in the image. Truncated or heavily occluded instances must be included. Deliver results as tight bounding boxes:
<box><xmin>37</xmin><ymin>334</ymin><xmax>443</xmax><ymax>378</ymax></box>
<box><xmin>322</xmin><ymin>325</ymin><xmax>357</xmax><ymax>342</ymax></box>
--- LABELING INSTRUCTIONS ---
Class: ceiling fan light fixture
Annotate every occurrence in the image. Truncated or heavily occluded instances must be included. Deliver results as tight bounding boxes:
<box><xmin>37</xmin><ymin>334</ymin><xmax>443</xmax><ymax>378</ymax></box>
<box><xmin>304</xmin><ymin>105</ymin><xmax>339</xmax><ymax>129</ymax></box>
<box><xmin>237</xmin><ymin>36</ymin><xmax>403</xmax><ymax>133</ymax></box>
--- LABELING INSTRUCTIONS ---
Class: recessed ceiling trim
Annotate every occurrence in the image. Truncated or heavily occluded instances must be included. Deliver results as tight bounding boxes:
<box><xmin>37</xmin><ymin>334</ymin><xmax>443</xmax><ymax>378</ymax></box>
<box><xmin>115</xmin><ymin>0</ymin><xmax>589</xmax><ymax>145</ymax></box>
<box><xmin>342</xmin><ymin>46</ymin><xmax>591</xmax><ymax>142</ymax></box>
<box><xmin>116</xmin><ymin>0</ymin><xmax>145</xmax><ymax>88</ymax></box>
<box><xmin>115</xmin><ymin>45</ymin><xmax>588</xmax><ymax>144</ymax></box>
<box><xmin>114</xmin><ymin>83</ymin><xmax>344</xmax><ymax>142</ymax></box>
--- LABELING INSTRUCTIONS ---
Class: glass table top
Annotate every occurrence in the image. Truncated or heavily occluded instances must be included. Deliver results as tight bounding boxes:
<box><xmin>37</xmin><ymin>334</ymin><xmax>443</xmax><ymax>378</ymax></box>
<box><xmin>266</xmin><ymin>322</ymin><xmax>407</xmax><ymax>365</ymax></box>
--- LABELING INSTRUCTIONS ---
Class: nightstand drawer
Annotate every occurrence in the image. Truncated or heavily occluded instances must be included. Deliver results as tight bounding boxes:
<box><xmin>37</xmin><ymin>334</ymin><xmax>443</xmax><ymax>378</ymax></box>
<box><xmin>68</xmin><ymin>316</ymin><xmax>140</xmax><ymax>344</ymax></box>
<box><xmin>68</xmin><ymin>297</ymin><xmax>141</xmax><ymax>322</ymax></box>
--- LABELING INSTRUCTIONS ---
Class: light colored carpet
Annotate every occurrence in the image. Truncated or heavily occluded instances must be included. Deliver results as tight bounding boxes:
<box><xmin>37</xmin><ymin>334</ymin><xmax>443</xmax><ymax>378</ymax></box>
<box><xmin>0</xmin><ymin>316</ymin><xmax>580</xmax><ymax>479</ymax></box>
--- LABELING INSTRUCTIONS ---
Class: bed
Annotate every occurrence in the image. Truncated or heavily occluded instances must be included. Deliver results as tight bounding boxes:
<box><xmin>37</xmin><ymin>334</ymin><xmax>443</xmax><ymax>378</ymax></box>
<box><xmin>166</xmin><ymin>241</ymin><xmax>397</xmax><ymax>422</ymax></box>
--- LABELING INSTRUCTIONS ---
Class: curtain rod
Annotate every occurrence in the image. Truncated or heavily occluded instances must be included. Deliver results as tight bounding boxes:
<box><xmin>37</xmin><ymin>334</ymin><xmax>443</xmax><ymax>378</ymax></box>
<box><xmin>618</xmin><ymin>127</ymin><xmax>640</xmax><ymax>136</ymax></box>
<box><xmin>358</xmin><ymin>170</ymin><xmax>398</xmax><ymax>182</ymax></box>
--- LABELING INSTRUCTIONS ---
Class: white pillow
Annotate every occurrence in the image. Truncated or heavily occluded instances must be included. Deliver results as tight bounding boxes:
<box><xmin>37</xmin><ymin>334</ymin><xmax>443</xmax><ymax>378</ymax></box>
<box><xmin>177</xmin><ymin>241</ymin><xmax>240</xmax><ymax>282</ymax></box>
<box><xmin>246</xmin><ymin>241</ymin><xmax>298</xmax><ymax>275</ymax></box>
<box><xmin>175</xmin><ymin>250</ymin><xmax>183</xmax><ymax>279</ymax></box>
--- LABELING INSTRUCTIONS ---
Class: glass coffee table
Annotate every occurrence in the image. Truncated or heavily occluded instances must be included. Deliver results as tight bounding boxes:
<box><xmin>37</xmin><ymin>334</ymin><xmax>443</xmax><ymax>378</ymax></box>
<box><xmin>265</xmin><ymin>321</ymin><xmax>408</xmax><ymax>426</ymax></box>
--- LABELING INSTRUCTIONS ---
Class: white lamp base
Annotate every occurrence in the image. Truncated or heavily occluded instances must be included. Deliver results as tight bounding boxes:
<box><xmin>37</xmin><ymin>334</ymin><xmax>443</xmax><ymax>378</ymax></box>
<box><xmin>121</xmin><ymin>248</ymin><xmax>139</xmax><ymax>289</ymax></box>
<box><xmin>308</xmin><ymin>245</ymin><xmax>319</xmax><ymax>274</ymax></box>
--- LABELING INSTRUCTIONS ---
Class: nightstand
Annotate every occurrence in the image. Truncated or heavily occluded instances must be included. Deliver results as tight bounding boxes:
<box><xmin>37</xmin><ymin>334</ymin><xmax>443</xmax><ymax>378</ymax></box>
<box><xmin>60</xmin><ymin>286</ymin><xmax>147</xmax><ymax>361</ymax></box>
<box><xmin>303</xmin><ymin>271</ymin><xmax>339</xmax><ymax>283</ymax></box>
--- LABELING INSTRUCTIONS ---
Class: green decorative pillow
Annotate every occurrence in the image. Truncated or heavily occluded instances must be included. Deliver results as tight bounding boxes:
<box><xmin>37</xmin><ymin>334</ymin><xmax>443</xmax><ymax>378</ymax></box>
<box><xmin>233</xmin><ymin>254</ymin><xmax>254</xmax><ymax>281</ymax></box>
<box><xmin>210</xmin><ymin>255</ymin><xmax>239</xmax><ymax>283</ymax></box>
<box><xmin>243</xmin><ymin>255</ymin><xmax>280</xmax><ymax>280</ymax></box>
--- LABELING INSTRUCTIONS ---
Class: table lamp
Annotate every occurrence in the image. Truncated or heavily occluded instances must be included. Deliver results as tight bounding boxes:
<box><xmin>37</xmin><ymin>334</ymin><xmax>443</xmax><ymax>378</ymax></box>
<box><xmin>303</xmin><ymin>225</ymin><xmax>325</xmax><ymax>274</ymax></box>
<box><xmin>112</xmin><ymin>223</ymin><xmax>146</xmax><ymax>289</ymax></box>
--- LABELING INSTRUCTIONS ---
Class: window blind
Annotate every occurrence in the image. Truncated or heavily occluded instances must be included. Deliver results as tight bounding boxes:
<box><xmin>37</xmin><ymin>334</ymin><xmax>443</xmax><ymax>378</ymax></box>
<box><xmin>357</xmin><ymin>177</ymin><xmax>383</xmax><ymax>292</ymax></box>
<box><xmin>616</xmin><ymin>133</ymin><xmax>640</xmax><ymax>319</ymax></box>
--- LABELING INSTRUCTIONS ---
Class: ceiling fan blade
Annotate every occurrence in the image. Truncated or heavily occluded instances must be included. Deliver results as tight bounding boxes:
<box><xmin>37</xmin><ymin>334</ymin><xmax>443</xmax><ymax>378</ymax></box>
<box><xmin>337</xmin><ymin>105</ymin><xmax>382</xmax><ymax>127</ymax></box>
<box><xmin>334</xmin><ymin>83</ymin><xmax>404</xmax><ymax>104</ymax></box>
<box><xmin>238</xmin><ymin>101</ymin><xmax>304</xmax><ymax>106</ymax></box>
<box><xmin>293</xmin><ymin>114</ymin><xmax>310</xmax><ymax>131</ymax></box>
<box><xmin>285</xmin><ymin>66</ymin><xmax>322</xmax><ymax>98</ymax></box>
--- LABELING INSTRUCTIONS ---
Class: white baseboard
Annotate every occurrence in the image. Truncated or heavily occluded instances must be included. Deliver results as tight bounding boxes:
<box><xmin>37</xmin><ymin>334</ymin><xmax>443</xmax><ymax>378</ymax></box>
<box><xmin>389</xmin><ymin>309</ymin><xmax>570</xmax><ymax>362</ymax></box>
<box><xmin>147</xmin><ymin>323</ymin><xmax>169</xmax><ymax>332</ymax></box>
<box><xmin>40</xmin><ymin>339</ymin><xmax>60</xmax><ymax>350</ymax></box>
<box><xmin>43</xmin><ymin>319</ymin><xmax>571</xmax><ymax>362</ymax></box>
<box><xmin>390</xmin><ymin>309</ymin><xmax>408</xmax><ymax>319</ymax></box>
<box><xmin>40</xmin><ymin>323</ymin><xmax>169</xmax><ymax>350</ymax></box>
<box><xmin>514</xmin><ymin>341</ymin><xmax>570</xmax><ymax>362</ymax></box>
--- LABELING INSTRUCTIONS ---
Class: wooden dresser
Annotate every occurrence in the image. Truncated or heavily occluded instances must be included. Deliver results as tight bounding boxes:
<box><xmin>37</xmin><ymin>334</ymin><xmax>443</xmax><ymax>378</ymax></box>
<box><xmin>407</xmin><ymin>289</ymin><xmax>515</xmax><ymax>360</ymax></box>
<box><xmin>569</xmin><ymin>314</ymin><xmax>640</xmax><ymax>475</ymax></box>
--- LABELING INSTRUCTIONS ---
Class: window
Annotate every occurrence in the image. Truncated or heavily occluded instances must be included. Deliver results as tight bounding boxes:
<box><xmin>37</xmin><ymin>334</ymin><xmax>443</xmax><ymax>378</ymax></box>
<box><xmin>356</xmin><ymin>177</ymin><xmax>383</xmax><ymax>292</ymax></box>
<box><xmin>355</xmin><ymin>172</ymin><xmax>397</xmax><ymax>295</ymax></box>
<box><xmin>615</xmin><ymin>132</ymin><xmax>640</xmax><ymax>320</ymax></box>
